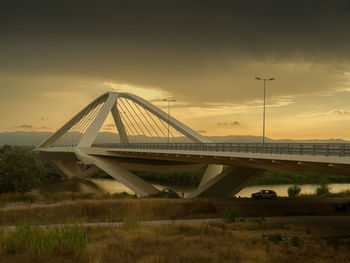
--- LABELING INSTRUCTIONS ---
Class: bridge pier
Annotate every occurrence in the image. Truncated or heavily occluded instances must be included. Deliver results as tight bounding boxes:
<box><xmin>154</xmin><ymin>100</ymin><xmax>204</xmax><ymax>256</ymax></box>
<box><xmin>199</xmin><ymin>164</ymin><xmax>223</xmax><ymax>187</ymax></box>
<box><xmin>75</xmin><ymin>149</ymin><xmax>159</xmax><ymax>197</ymax></box>
<box><xmin>50</xmin><ymin>160</ymin><xmax>82</xmax><ymax>178</ymax></box>
<box><xmin>187</xmin><ymin>166</ymin><xmax>265</xmax><ymax>198</ymax></box>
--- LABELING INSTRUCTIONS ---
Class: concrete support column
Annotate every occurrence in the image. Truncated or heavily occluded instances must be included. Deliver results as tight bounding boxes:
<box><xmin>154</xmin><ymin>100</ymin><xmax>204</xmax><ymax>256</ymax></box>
<box><xmin>199</xmin><ymin>164</ymin><xmax>223</xmax><ymax>187</ymax></box>
<box><xmin>79</xmin><ymin>165</ymin><xmax>101</xmax><ymax>178</ymax></box>
<box><xmin>89</xmin><ymin>156</ymin><xmax>159</xmax><ymax>196</ymax></box>
<box><xmin>75</xmin><ymin>149</ymin><xmax>159</xmax><ymax>196</ymax></box>
<box><xmin>50</xmin><ymin>160</ymin><xmax>82</xmax><ymax>178</ymax></box>
<box><xmin>187</xmin><ymin>166</ymin><xmax>265</xmax><ymax>198</ymax></box>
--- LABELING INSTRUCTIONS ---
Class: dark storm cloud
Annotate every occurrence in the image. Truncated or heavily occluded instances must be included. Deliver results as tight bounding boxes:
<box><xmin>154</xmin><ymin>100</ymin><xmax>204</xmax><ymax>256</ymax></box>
<box><xmin>1</xmin><ymin>0</ymin><xmax>350</xmax><ymax>104</ymax></box>
<box><xmin>2</xmin><ymin>0</ymin><xmax>350</xmax><ymax>58</ymax></box>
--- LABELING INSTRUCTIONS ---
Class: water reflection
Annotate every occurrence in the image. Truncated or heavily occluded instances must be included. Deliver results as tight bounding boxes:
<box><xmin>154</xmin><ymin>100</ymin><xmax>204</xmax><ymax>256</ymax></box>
<box><xmin>90</xmin><ymin>179</ymin><xmax>350</xmax><ymax>198</ymax></box>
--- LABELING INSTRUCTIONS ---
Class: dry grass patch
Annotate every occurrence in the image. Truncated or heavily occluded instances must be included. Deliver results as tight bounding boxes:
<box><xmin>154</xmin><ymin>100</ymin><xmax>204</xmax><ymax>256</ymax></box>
<box><xmin>85</xmin><ymin>224</ymin><xmax>350</xmax><ymax>263</ymax></box>
<box><xmin>0</xmin><ymin>222</ymin><xmax>349</xmax><ymax>263</ymax></box>
<box><xmin>0</xmin><ymin>199</ymin><xmax>217</xmax><ymax>225</ymax></box>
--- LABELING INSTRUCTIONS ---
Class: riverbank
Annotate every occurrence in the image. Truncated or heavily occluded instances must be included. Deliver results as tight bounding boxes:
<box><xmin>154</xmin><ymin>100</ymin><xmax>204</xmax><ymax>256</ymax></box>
<box><xmin>1</xmin><ymin>197</ymin><xmax>349</xmax><ymax>262</ymax></box>
<box><xmin>91</xmin><ymin>169</ymin><xmax>350</xmax><ymax>186</ymax></box>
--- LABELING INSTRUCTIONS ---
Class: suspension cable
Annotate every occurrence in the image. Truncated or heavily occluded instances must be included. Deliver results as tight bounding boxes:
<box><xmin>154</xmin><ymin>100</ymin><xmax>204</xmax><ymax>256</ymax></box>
<box><xmin>132</xmin><ymin>101</ymin><xmax>160</xmax><ymax>137</ymax></box>
<box><xmin>142</xmin><ymin>106</ymin><xmax>167</xmax><ymax>137</ymax></box>
<box><xmin>120</xmin><ymin>98</ymin><xmax>146</xmax><ymax>136</ymax></box>
<box><xmin>128</xmin><ymin>100</ymin><xmax>153</xmax><ymax>137</ymax></box>
<box><xmin>115</xmin><ymin>104</ymin><xmax>135</xmax><ymax>137</ymax></box>
<box><xmin>118</xmin><ymin>98</ymin><xmax>140</xmax><ymax>136</ymax></box>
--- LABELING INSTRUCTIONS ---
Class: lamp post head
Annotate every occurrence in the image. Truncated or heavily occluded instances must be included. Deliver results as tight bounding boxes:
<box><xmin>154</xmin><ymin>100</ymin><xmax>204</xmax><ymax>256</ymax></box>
<box><xmin>255</xmin><ymin>77</ymin><xmax>261</xmax><ymax>80</ymax></box>
<box><xmin>269</xmin><ymin>78</ymin><xmax>275</xmax><ymax>81</ymax></box>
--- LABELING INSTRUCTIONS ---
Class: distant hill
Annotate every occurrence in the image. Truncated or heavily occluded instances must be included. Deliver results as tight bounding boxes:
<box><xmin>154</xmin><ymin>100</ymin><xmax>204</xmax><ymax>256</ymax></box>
<box><xmin>0</xmin><ymin>131</ymin><xmax>348</xmax><ymax>146</ymax></box>
<box><xmin>0</xmin><ymin>132</ymin><xmax>53</xmax><ymax>146</ymax></box>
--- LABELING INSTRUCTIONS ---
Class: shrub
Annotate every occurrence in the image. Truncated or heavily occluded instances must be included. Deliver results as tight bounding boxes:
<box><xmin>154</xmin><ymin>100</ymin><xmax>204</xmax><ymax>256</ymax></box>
<box><xmin>315</xmin><ymin>183</ymin><xmax>331</xmax><ymax>196</ymax></box>
<box><xmin>0</xmin><ymin>146</ymin><xmax>45</xmax><ymax>193</ymax></box>
<box><xmin>267</xmin><ymin>233</ymin><xmax>282</xmax><ymax>243</ymax></box>
<box><xmin>291</xmin><ymin>236</ymin><xmax>300</xmax><ymax>247</ymax></box>
<box><xmin>149</xmin><ymin>188</ymin><xmax>180</xmax><ymax>198</ymax></box>
<box><xmin>334</xmin><ymin>201</ymin><xmax>350</xmax><ymax>212</ymax></box>
<box><xmin>287</xmin><ymin>185</ymin><xmax>301</xmax><ymax>197</ymax></box>
<box><xmin>221</xmin><ymin>206</ymin><xmax>239</xmax><ymax>222</ymax></box>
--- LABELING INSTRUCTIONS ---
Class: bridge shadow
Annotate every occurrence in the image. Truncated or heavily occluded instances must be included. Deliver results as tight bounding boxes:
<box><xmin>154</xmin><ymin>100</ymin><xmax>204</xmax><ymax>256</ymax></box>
<box><xmin>38</xmin><ymin>177</ymin><xmax>105</xmax><ymax>194</ymax></box>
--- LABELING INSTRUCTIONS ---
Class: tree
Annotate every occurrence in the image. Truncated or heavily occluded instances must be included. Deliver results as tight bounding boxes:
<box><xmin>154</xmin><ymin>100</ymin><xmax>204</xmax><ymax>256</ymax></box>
<box><xmin>0</xmin><ymin>146</ymin><xmax>45</xmax><ymax>193</ymax></box>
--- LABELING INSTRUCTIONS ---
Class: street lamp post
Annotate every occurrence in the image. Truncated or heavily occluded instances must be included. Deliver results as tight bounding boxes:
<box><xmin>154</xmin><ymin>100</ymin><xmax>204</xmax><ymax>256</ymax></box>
<box><xmin>163</xmin><ymin>98</ymin><xmax>176</xmax><ymax>143</ymax></box>
<box><xmin>255</xmin><ymin>77</ymin><xmax>275</xmax><ymax>145</ymax></box>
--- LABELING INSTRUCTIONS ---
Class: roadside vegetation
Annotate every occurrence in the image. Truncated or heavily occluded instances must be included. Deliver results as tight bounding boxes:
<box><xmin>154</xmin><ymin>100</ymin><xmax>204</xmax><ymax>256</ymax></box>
<box><xmin>287</xmin><ymin>185</ymin><xmax>302</xmax><ymax>197</ymax></box>
<box><xmin>0</xmin><ymin>199</ymin><xmax>218</xmax><ymax>225</ymax></box>
<box><xmin>1</xmin><ymin>198</ymin><xmax>350</xmax><ymax>226</ymax></box>
<box><xmin>0</xmin><ymin>220</ymin><xmax>349</xmax><ymax>263</ymax></box>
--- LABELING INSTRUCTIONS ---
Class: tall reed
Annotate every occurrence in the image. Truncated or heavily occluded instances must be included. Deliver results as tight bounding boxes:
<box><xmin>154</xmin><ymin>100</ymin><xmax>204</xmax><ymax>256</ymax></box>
<box><xmin>0</xmin><ymin>220</ymin><xmax>87</xmax><ymax>257</ymax></box>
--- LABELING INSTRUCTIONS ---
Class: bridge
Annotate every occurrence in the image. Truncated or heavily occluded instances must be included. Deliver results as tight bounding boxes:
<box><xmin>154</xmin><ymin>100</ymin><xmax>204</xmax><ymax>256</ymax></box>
<box><xmin>36</xmin><ymin>92</ymin><xmax>350</xmax><ymax>198</ymax></box>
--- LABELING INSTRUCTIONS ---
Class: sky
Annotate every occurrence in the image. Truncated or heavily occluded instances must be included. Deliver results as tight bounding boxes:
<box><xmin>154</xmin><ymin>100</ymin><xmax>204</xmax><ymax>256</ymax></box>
<box><xmin>1</xmin><ymin>0</ymin><xmax>350</xmax><ymax>139</ymax></box>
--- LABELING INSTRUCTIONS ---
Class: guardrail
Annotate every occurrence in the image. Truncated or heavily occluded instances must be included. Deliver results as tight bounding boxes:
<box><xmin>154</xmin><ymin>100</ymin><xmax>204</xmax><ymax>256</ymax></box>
<box><xmin>93</xmin><ymin>143</ymin><xmax>350</xmax><ymax>157</ymax></box>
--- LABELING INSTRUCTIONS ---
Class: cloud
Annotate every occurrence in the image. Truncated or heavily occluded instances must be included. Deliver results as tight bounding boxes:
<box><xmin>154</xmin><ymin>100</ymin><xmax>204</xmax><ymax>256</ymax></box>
<box><xmin>2</xmin><ymin>0</ymin><xmax>350</xmax><ymax>138</ymax></box>
<box><xmin>333</xmin><ymin>110</ymin><xmax>350</xmax><ymax>115</ymax></box>
<box><xmin>16</xmin><ymin>124</ymin><xmax>33</xmax><ymax>129</ymax></box>
<box><xmin>1</xmin><ymin>0</ymin><xmax>350</xmax><ymax>106</ymax></box>
<box><xmin>217</xmin><ymin>121</ymin><xmax>240</xmax><ymax>126</ymax></box>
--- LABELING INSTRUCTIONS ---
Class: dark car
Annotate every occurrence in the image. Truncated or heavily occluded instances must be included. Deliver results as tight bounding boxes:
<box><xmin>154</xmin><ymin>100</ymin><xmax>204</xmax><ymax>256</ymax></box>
<box><xmin>251</xmin><ymin>190</ymin><xmax>277</xmax><ymax>199</ymax></box>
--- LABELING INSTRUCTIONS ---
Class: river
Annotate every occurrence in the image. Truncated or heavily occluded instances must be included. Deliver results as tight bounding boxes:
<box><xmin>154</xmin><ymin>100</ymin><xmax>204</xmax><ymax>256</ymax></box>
<box><xmin>88</xmin><ymin>178</ymin><xmax>350</xmax><ymax>197</ymax></box>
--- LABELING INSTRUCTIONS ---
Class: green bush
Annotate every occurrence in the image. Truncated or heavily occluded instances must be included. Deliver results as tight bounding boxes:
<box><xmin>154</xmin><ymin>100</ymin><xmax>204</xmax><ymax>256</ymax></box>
<box><xmin>267</xmin><ymin>233</ymin><xmax>282</xmax><ymax>243</ymax></box>
<box><xmin>315</xmin><ymin>183</ymin><xmax>331</xmax><ymax>196</ymax></box>
<box><xmin>291</xmin><ymin>236</ymin><xmax>300</xmax><ymax>247</ymax></box>
<box><xmin>0</xmin><ymin>146</ymin><xmax>45</xmax><ymax>193</ymax></box>
<box><xmin>221</xmin><ymin>206</ymin><xmax>239</xmax><ymax>222</ymax></box>
<box><xmin>149</xmin><ymin>188</ymin><xmax>180</xmax><ymax>198</ymax></box>
<box><xmin>287</xmin><ymin>185</ymin><xmax>301</xmax><ymax>197</ymax></box>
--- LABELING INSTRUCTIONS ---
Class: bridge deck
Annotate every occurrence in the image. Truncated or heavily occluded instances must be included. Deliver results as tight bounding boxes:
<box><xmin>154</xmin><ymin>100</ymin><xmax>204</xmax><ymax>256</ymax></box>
<box><xmin>93</xmin><ymin>143</ymin><xmax>350</xmax><ymax>157</ymax></box>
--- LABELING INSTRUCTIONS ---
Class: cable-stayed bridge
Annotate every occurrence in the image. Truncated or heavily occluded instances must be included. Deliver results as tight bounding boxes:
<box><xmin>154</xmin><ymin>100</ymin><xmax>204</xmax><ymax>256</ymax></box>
<box><xmin>36</xmin><ymin>92</ymin><xmax>350</xmax><ymax>198</ymax></box>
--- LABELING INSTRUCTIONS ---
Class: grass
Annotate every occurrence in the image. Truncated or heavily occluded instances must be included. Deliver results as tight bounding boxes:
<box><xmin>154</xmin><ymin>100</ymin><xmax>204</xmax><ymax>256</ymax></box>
<box><xmin>0</xmin><ymin>221</ymin><xmax>87</xmax><ymax>258</ymax></box>
<box><xmin>299</xmin><ymin>189</ymin><xmax>350</xmax><ymax>198</ymax></box>
<box><xmin>1</xmin><ymin>197</ymin><xmax>350</xmax><ymax>226</ymax></box>
<box><xmin>0</xmin><ymin>191</ymin><xmax>137</xmax><ymax>204</ymax></box>
<box><xmin>252</xmin><ymin>170</ymin><xmax>350</xmax><ymax>185</ymax></box>
<box><xmin>221</xmin><ymin>206</ymin><xmax>239</xmax><ymax>222</ymax></box>
<box><xmin>0</xmin><ymin>199</ymin><xmax>218</xmax><ymax>225</ymax></box>
<box><xmin>1</xmin><ymin>222</ymin><xmax>349</xmax><ymax>263</ymax></box>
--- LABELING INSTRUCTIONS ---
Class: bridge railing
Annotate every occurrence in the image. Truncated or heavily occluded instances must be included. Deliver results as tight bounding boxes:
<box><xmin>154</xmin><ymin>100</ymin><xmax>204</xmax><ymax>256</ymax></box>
<box><xmin>93</xmin><ymin>143</ymin><xmax>350</xmax><ymax>157</ymax></box>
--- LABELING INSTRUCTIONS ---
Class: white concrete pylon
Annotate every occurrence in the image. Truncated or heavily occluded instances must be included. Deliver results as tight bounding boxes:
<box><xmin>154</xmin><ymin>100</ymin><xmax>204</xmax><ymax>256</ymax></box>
<box><xmin>37</xmin><ymin>91</ymin><xmax>224</xmax><ymax>196</ymax></box>
<box><xmin>37</xmin><ymin>91</ymin><xmax>213</xmax><ymax>148</ymax></box>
